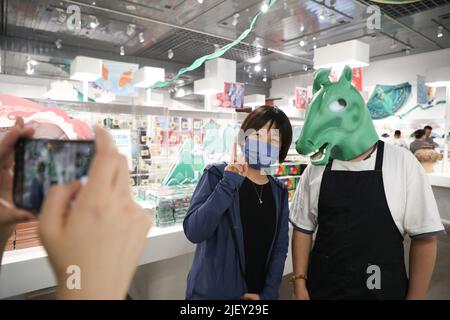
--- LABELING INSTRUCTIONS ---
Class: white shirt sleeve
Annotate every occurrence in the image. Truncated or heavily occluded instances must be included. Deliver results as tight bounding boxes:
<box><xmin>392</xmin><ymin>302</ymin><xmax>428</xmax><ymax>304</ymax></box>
<box><xmin>403</xmin><ymin>151</ymin><xmax>445</xmax><ymax>238</ymax></box>
<box><xmin>289</xmin><ymin>165</ymin><xmax>318</xmax><ymax>234</ymax></box>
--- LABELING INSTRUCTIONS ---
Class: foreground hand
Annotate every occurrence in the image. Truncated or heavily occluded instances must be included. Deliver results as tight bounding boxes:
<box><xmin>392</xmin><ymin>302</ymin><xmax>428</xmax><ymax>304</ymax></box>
<box><xmin>0</xmin><ymin>118</ymin><xmax>34</xmax><ymax>245</ymax></box>
<box><xmin>225</xmin><ymin>143</ymin><xmax>248</xmax><ymax>176</ymax></box>
<box><xmin>39</xmin><ymin>127</ymin><xmax>153</xmax><ymax>300</ymax></box>
<box><xmin>292</xmin><ymin>281</ymin><xmax>310</xmax><ymax>300</ymax></box>
<box><xmin>242</xmin><ymin>293</ymin><xmax>260</xmax><ymax>300</ymax></box>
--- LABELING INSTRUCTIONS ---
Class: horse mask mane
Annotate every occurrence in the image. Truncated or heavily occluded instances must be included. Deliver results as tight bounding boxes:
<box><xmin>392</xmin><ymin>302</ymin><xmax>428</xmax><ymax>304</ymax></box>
<box><xmin>296</xmin><ymin>65</ymin><xmax>379</xmax><ymax>165</ymax></box>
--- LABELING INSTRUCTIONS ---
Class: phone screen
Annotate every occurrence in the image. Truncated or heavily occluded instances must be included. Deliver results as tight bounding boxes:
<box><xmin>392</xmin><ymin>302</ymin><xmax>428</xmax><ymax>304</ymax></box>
<box><xmin>13</xmin><ymin>138</ymin><xmax>95</xmax><ymax>213</ymax></box>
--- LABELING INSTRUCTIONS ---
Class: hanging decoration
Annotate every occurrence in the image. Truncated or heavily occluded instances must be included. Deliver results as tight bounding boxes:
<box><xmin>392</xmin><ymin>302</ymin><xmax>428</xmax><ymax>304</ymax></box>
<box><xmin>367</xmin><ymin>82</ymin><xmax>411</xmax><ymax>119</ymax></box>
<box><xmin>397</xmin><ymin>100</ymin><xmax>446</xmax><ymax>119</ymax></box>
<box><xmin>151</xmin><ymin>0</ymin><xmax>278</xmax><ymax>89</ymax></box>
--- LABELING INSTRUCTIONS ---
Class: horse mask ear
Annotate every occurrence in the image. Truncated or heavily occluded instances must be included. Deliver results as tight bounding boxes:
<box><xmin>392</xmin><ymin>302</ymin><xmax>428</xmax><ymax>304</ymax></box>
<box><xmin>338</xmin><ymin>65</ymin><xmax>353</xmax><ymax>84</ymax></box>
<box><xmin>313</xmin><ymin>68</ymin><xmax>332</xmax><ymax>95</ymax></box>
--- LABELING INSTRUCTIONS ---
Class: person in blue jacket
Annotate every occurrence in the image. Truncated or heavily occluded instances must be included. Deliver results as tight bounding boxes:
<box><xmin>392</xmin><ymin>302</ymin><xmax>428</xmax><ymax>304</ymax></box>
<box><xmin>184</xmin><ymin>106</ymin><xmax>292</xmax><ymax>300</ymax></box>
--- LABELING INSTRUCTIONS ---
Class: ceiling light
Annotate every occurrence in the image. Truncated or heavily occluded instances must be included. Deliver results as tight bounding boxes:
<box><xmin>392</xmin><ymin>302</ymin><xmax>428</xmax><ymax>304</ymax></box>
<box><xmin>120</xmin><ymin>46</ymin><xmax>125</xmax><ymax>56</ymax></box>
<box><xmin>92</xmin><ymin>1</ymin><xmax>96</xmax><ymax>5</ymax></box>
<box><xmin>27</xmin><ymin>56</ymin><xmax>37</xmax><ymax>66</ymax></box>
<box><xmin>89</xmin><ymin>15</ymin><xmax>99</xmax><ymax>29</ymax></box>
<box><xmin>300</xmin><ymin>25</ymin><xmax>305</xmax><ymax>32</ymax></box>
<box><xmin>126</xmin><ymin>4</ymin><xmax>137</xmax><ymax>10</ymax></box>
<box><xmin>437</xmin><ymin>26</ymin><xmax>443</xmax><ymax>38</ymax></box>
<box><xmin>313</xmin><ymin>44</ymin><xmax>317</xmax><ymax>49</ymax></box>
<box><xmin>264</xmin><ymin>68</ymin><xmax>267</xmax><ymax>72</ymax></box>
<box><xmin>214</xmin><ymin>44</ymin><xmax>221</xmax><ymax>53</ymax></box>
<box><xmin>138</xmin><ymin>32</ymin><xmax>145</xmax><ymax>43</ymax></box>
<box><xmin>168</xmin><ymin>49</ymin><xmax>174</xmax><ymax>59</ymax></box>
<box><xmin>330</xmin><ymin>13</ymin><xmax>337</xmax><ymax>24</ymax></box>
<box><xmin>405</xmin><ymin>47</ymin><xmax>411</xmax><ymax>55</ymax></box>
<box><xmin>232</xmin><ymin>13</ymin><xmax>240</xmax><ymax>27</ymax></box>
<box><xmin>254</xmin><ymin>65</ymin><xmax>262</xmax><ymax>72</ymax></box>
<box><xmin>197</xmin><ymin>0</ymin><xmax>204</xmax><ymax>3</ymax></box>
<box><xmin>248</xmin><ymin>73</ymin><xmax>253</xmax><ymax>79</ymax></box>
<box><xmin>127</xmin><ymin>24</ymin><xmax>136</xmax><ymax>36</ymax></box>
<box><xmin>263</xmin><ymin>76</ymin><xmax>267</xmax><ymax>82</ymax></box>
<box><xmin>390</xmin><ymin>38</ymin><xmax>397</xmax><ymax>49</ymax></box>
<box><xmin>247</xmin><ymin>53</ymin><xmax>262</xmax><ymax>64</ymax></box>
<box><xmin>299</xmin><ymin>40</ymin><xmax>306</xmax><ymax>47</ymax></box>
<box><xmin>303</xmin><ymin>64</ymin><xmax>308</xmax><ymax>71</ymax></box>
<box><xmin>261</xmin><ymin>1</ymin><xmax>269</xmax><ymax>13</ymax></box>
<box><xmin>55</xmin><ymin>39</ymin><xmax>62</xmax><ymax>49</ymax></box>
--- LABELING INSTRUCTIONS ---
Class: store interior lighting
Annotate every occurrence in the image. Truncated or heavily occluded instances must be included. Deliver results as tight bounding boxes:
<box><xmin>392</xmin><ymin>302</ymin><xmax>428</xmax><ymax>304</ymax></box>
<box><xmin>120</xmin><ymin>46</ymin><xmax>125</xmax><ymax>56</ymax></box>
<box><xmin>138</xmin><ymin>32</ymin><xmax>145</xmax><ymax>43</ymax></box>
<box><xmin>89</xmin><ymin>15</ymin><xmax>99</xmax><ymax>29</ymax></box>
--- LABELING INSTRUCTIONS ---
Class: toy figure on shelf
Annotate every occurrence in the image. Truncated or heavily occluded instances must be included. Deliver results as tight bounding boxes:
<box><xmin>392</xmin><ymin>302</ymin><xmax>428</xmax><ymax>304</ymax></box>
<box><xmin>290</xmin><ymin>66</ymin><xmax>444</xmax><ymax>300</ymax></box>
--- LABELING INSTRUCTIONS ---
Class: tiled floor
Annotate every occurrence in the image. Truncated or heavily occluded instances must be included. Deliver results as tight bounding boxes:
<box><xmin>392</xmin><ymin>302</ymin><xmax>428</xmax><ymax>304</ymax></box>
<box><xmin>280</xmin><ymin>224</ymin><xmax>450</xmax><ymax>300</ymax></box>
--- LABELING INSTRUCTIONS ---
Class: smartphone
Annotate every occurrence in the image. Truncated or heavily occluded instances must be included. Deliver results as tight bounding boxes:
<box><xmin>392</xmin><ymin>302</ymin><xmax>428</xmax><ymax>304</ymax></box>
<box><xmin>13</xmin><ymin>138</ymin><xmax>95</xmax><ymax>213</ymax></box>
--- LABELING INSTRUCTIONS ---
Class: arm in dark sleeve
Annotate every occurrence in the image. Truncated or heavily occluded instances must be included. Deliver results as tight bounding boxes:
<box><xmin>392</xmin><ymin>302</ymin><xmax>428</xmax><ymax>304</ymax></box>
<box><xmin>183</xmin><ymin>169</ymin><xmax>244</xmax><ymax>243</ymax></box>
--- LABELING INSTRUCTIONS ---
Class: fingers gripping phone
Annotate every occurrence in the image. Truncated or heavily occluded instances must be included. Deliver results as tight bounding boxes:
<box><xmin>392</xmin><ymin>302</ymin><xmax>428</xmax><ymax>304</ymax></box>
<box><xmin>13</xmin><ymin>138</ymin><xmax>95</xmax><ymax>213</ymax></box>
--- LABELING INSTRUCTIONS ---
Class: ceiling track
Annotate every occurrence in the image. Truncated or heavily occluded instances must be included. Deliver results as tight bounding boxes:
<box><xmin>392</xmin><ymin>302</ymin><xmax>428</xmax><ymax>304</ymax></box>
<box><xmin>356</xmin><ymin>0</ymin><xmax>444</xmax><ymax>49</ymax></box>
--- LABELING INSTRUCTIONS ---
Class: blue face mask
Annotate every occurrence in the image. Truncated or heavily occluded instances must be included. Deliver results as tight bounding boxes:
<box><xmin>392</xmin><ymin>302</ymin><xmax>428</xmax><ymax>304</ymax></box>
<box><xmin>244</xmin><ymin>138</ymin><xmax>280</xmax><ymax>169</ymax></box>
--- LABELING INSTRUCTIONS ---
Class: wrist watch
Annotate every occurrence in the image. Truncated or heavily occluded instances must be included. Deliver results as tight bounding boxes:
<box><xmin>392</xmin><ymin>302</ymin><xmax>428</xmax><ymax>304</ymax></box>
<box><xmin>289</xmin><ymin>274</ymin><xmax>307</xmax><ymax>283</ymax></box>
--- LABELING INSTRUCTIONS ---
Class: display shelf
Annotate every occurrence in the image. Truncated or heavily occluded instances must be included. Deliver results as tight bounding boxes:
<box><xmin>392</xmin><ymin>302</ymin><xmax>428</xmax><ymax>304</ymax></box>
<box><xmin>32</xmin><ymin>99</ymin><xmax>250</xmax><ymax>120</ymax></box>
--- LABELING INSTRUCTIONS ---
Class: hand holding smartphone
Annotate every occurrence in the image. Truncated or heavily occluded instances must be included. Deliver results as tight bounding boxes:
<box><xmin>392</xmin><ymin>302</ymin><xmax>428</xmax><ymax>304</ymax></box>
<box><xmin>13</xmin><ymin>138</ymin><xmax>95</xmax><ymax>213</ymax></box>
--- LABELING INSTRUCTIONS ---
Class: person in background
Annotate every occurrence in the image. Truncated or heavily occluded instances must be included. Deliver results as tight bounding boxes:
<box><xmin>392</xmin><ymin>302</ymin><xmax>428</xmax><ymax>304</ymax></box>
<box><xmin>184</xmin><ymin>106</ymin><xmax>292</xmax><ymax>300</ymax></box>
<box><xmin>410</xmin><ymin>129</ymin><xmax>432</xmax><ymax>154</ymax></box>
<box><xmin>424</xmin><ymin>125</ymin><xmax>439</xmax><ymax>148</ymax></box>
<box><xmin>391</xmin><ymin>130</ymin><xmax>408</xmax><ymax>149</ymax></box>
<box><xmin>0</xmin><ymin>118</ymin><xmax>152</xmax><ymax>299</ymax></box>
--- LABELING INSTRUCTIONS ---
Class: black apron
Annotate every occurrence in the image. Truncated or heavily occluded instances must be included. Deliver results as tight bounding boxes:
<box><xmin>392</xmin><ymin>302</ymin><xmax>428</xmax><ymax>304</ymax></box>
<box><xmin>307</xmin><ymin>141</ymin><xmax>408</xmax><ymax>300</ymax></box>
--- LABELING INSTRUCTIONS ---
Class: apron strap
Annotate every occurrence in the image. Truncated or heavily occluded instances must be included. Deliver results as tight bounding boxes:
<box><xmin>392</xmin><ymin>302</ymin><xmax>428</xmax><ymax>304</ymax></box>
<box><xmin>375</xmin><ymin>140</ymin><xmax>384</xmax><ymax>171</ymax></box>
<box><xmin>325</xmin><ymin>158</ymin><xmax>334</xmax><ymax>171</ymax></box>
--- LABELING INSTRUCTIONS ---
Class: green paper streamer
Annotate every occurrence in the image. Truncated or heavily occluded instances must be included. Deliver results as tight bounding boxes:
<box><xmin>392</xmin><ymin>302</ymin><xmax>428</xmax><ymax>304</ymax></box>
<box><xmin>151</xmin><ymin>0</ymin><xmax>278</xmax><ymax>89</ymax></box>
<box><xmin>397</xmin><ymin>100</ymin><xmax>446</xmax><ymax>119</ymax></box>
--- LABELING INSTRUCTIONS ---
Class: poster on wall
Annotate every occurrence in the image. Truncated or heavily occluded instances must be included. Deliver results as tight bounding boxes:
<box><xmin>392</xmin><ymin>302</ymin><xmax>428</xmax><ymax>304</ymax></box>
<box><xmin>90</xmin><ymin>60</ymin><xmax>139</xmax><ymax>98</ymax></box>
<box><xmin>352</xmin><ymin>67</ymin><xmax>363</xmax><ymax>92</ymax></box>
<box><xmin>295</xmin><ymin>87</ymin><xmax>308</xmax><ymax>110</ymax></box>
<box><xmin>417</xmin><ymin>75</ymin><xmax>436</xmax><ymax>104</ymax></box>
<box><xmin>214</xmin><ymin>82</ymin><xmax>245</xmax><ymax>108</ymax></box>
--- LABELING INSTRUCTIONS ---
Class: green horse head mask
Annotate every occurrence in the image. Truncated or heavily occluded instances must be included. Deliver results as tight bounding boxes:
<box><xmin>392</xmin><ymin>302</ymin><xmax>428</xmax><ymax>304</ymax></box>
<box><xmin>296</xmin><ymin>65</ymin><xmax>379</xmax><ymax>165</ymax></box>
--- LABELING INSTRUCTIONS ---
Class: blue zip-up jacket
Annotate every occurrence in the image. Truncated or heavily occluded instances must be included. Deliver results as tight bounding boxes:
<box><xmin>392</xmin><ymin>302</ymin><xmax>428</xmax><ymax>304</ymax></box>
<box><xmin>183</xmin><ymin>162</ymin><xmax>289</xmax><ymax>300</ymax></box>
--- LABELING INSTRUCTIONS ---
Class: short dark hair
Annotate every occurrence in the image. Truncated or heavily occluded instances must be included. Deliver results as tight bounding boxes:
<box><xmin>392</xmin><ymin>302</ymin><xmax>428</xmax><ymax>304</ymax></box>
<box><xmin>239</xmin><ymin>106</ymin><xmax>293</xmax><ymax>162</ymax></box>
<box><xmin>424</xmin><ymin>125</ymin><xmax>432</xmax><ymax>131</ymax></box>
<box><xmin>415</xmin><ymin>129</ymin><xmax>426</xmax><ymax>139</ymax></box>
<box><xmin>394</xmin><ymin>130</ymin><xmax>401</xmax><ymax>136</ymax></box>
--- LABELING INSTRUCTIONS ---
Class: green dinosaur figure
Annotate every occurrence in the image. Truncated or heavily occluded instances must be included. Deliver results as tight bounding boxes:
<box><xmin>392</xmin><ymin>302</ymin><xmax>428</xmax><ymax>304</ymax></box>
<box><xmin>296</xmin><ymin>65</ymin><xmax>379</xmax><ymax>166</ymax></box>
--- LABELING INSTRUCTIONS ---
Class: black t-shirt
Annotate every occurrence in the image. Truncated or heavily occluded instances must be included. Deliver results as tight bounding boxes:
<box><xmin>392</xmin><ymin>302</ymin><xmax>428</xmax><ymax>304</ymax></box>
<box><xmin>239</xmin><ymin>177</ymin><xmax>276</xmax><ymax>294</ymax></box>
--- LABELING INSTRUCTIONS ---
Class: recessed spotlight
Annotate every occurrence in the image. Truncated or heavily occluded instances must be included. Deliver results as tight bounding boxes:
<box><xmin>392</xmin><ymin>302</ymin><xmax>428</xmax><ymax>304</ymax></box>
<box><xmin>303</xmin><ymin>64</ymin><xmax>308</xmax><ymax>71</ymax></box>
<box><xmin>55</xmin><ymin>39</ymin><xmax>62</xmax><ymax>49</ymax></box>
<box><xmin>138</xmin><ymin>32</ymin><xmax>145</xmax><ymax>43</ymax></box>
<box><xmin>120</xmin><ymin>46</ymin><xmax>125</xmax><ymax>56</ymax></box>
<box><xmin>92</xmin><ymin>1</ymin><xmax>96</xmax><ymax>5</ymax></box>
<box><xmin>127</xmin><ymin>24</ymin><xmax>136</xmax><ymax>36</ymax></box>
<box><xmin>300</xmin><ymin>25</ymin><xmax>304</xmax><ymax>32</ymax></box>
<box><xmin>313</xmin><ymin>44</ymin><xmax>317</xmax><ymax>49</ymax></box>
<box><xmin>437</xmin><ymin>25</ymin><xmax>443</xmax><ymax>38</ymax></box>
<box><xmin>261</xmin><ymin>1</ymin><xmax>269</xmax><ymax>13</ymax></box>
<box><xmin>299</xmin><ymin>40</ymin><xmax>306</xmax><ymax>47</ymax></box>
<box><xmin>312</xmin><ymin>37</ymin><xmax>316</xmax><ymax>41</ymax></box>
<box><xmin>263</xmin><ymin>76</ymin><xmax>267</xmax><ymax>82</ymax></box>
<box><xmin>197</xmin><ymin>0</ymin><xmax>204</xmax><ymax>3</ymax></box>
<box><xmin>89</xmin><ymin>15</ymin><xmax>99</xmax><ymax>29</ymax></box>
<box><xmin>168</xmin><ymin>49</ymin><xmax>174</xmax><ymax>59</ymax></box>
<box><xmin>232</xmin><ymin>13</ymin><xmax>240</xmax><ymax>27</ymax></box>
<box><xmin>254</xmin><ymin>65</ymin><xmax>262</xmax><ymax>72</ymax></box>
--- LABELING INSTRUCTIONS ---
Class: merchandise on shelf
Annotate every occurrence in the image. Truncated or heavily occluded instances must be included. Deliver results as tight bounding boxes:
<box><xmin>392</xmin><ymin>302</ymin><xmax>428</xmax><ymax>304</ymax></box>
<box><xmin>145</xmin><ymin>185</ymin><xmax>196</xmax><ymax>227</ymax></box>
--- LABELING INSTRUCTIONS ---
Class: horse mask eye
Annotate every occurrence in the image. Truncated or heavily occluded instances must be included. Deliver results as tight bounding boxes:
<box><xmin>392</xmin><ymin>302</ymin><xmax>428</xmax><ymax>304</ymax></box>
<box><xmin>329</xmin><ymin>98</ymin><xmax>347</xmax><ymax>112</ymax></box>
